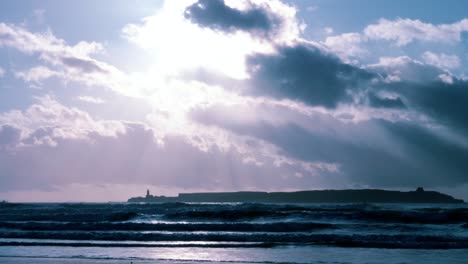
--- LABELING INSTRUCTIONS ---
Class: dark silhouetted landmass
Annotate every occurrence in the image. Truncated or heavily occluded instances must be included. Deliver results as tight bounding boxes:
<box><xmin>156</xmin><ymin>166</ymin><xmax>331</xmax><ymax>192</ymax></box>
<box><xmin>128</xmin><ymin>187</ymin><xmax>464</xmax><ymax>203</ymax></box>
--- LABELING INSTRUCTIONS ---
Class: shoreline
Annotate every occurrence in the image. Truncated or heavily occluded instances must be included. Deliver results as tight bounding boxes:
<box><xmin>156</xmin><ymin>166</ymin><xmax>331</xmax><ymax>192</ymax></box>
<box><xmin>0</xmin><ymin>256</ymin><xmax>251</xmax><ymax>264</ymax></box>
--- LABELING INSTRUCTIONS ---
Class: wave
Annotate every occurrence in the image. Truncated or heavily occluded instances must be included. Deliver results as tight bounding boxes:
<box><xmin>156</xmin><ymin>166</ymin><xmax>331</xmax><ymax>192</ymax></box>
<box><xmin>0</xmin><ymin>212</ymin><xmax>138</xmax><ymax>222</ymax></box>
<box><xmin>159</xmin><ymin>207</ymin><xmax>468</xmax><ymax>224</ymax></box>
<box><xmin>2</xmin><ymin>203</ymin><xmax>468</xmax><ymax>251</ymax></box>
<box><xmin>0</xmin><ymin>221</ymin><xmax>333</xmax><ymax>232</ymax></box>
<box><xmin>4</xmin><ymin>209</ymin><xmax>467</xmax><ymax>224</ymax></box>
<box><xmin>1</xmin><ymin>232</ymin><xmax>467</xmax><ymax>249</ymax></box>
<box><xmin>0</xmin><ymin>241</ymin><xmax>274</xmax><ymax>248</ymax></box>
<box><xmin>354</xmin><ymin>208</ymin><xmax>468</xmax><ymax>224</ymax></box>
<box><xmin>2</xmin><ymin>203</ymin><xmax>468</xmax><ymax>224</ymax></box>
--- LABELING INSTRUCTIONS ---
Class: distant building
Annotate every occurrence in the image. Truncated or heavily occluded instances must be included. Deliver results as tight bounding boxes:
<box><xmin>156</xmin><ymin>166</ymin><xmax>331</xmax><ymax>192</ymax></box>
<box><xmin>146</xmin><ymin>189</ymin><xmax>153</xmax><ymax>198</ymax></box>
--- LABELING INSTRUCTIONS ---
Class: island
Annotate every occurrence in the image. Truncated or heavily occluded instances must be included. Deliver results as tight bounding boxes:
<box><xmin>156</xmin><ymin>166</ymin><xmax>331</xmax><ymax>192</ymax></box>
<box><xmin>128</xmin><ymin>187</ymin><xmax>464</xmax><ymax>203</ymax></box>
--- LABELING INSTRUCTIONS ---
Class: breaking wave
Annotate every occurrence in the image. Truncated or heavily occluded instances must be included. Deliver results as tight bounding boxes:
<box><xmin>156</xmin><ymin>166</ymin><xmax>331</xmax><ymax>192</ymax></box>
<box><xmin>1</xmin><ymin>202</ymin><xmax>467</xmax><ymax>249</ymax></box>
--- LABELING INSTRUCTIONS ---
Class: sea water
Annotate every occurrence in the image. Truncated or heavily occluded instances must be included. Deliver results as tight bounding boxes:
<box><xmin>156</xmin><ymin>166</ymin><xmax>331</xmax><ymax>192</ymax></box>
<box><xmin>0</xmin><ymin>202</ymin><xmax>467</xmax><ymax>263</ymax></box>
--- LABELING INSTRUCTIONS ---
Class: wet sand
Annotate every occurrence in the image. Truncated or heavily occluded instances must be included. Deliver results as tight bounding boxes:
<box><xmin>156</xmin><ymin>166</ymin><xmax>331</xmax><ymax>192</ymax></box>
<box><xmin>0</xmin><ymin>257</ymin><xmax>246</xmax><ymax>264</ymax></box>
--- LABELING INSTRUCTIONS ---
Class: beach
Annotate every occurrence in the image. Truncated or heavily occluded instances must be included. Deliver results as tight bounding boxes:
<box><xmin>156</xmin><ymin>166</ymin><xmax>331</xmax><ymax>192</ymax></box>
<box><xmin>0</xmin><ymin>257</ymin><xmax>238</xmax><ymax>264</ymax></box>
<box><xmin>1</xmin><ymin>247</ymin><xmax>468</xmax><ymax>264</ymax></box>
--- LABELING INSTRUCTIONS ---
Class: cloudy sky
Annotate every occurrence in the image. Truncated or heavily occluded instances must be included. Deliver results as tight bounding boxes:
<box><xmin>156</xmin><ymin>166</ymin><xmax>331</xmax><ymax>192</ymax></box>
<box><xmin>1</xmin><ymin>0</ymin><xmax>468</xmax><ymax>202</ymax></box>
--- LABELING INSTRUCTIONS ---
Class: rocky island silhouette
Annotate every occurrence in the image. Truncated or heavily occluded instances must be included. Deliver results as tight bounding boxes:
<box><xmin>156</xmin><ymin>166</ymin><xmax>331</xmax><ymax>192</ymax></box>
<box><xmin>128</xmin><ymin>187</ymin><xmax>464</xmax><ymax>203</ymax></box>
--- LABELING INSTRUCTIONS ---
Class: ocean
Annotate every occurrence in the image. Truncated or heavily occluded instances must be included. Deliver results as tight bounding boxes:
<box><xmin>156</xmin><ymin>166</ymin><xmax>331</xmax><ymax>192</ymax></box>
<box><xmin>0</xmin><ymin>202</ymin><xmax>467</xmax><ymax>263</ymax></box>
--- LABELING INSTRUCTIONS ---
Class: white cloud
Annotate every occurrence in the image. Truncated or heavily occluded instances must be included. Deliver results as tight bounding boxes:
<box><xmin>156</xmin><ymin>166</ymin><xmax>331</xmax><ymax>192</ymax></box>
<box><xmin>0</xmin><ymin>123</ymin><xmax>339</xmax><ymax>200</ymax></box>
<box><xmin>0</xmin><ymin>96</ymin><xmax>341</xmax><ymax>198</ymax></box>
<box><xmin>0</xmin><ymin>67</ymin><xmax>4</xmax><ymax>78</ymax></box>
<box><xmin>324</xmin><ymin>32</ymin><xmax>367</xmax><ymax>59</ymax></box>
<box><xmin>0</xmin><ymin>95</ymin><xmax>125</xmax><ymax>146</ymax></box>
<box><xmin>15</xmin><ymin>66</ymin><xmax>61</xmax><ymax>83</ymax></box>
<box><xmin>114</xmin><ymin>0</ymin><xmax>310</xmax><ymax>144</ymax></box>
<box><xmin>324</xmin><ymin>27</ymin><xmax>334</xmax><ymax>34</ymax></box>
<box><xmin>1</xmin><ymin>16</ymin><xmax>274</xmax><ymax>160</ymax></box>
<box><xmin>0</xmin><ymin>23</ymin><xmax>134</xmax><ymax>96</ymax></box>
<box><xmin>364</xmin><ymin>18</ymin><xmax>468</xmax><ymax>46</ymax></box>
<box><xmin>76</xmin><ymin>96</ymin><xmax>106</xmax><ymax>104</ymax></box>
<box><xmin>1</xmin><ymin>94</ymin><xmax>336</xmax><ymax>177</ymax></box>
<box><xmin>0</xmin><ymin>23</ymin><xmax>103</xmax><ymax>58</ymax></box>
<box><xmin>438</xmin><ymin>73</ymin><xmax>454</xmax><ymax>84</ymax></box>
<box><xmin>320</xmin><ymin>18</ymin><xmax>468</xmax><ymax>64</ymax></box>
<box><xmin>367</xmin><ymin>56</ymin><xmax>450</xmax><ymax>83</ymax></box>
<box><xmin>422</xmin><ymin>51</ymin><xmax>460</xmax><ymax>69</ymax></box>
<box><xmin>0</xmin><ymin>1</ymin><xmax>305</xmax><ymax>131</ymax></box>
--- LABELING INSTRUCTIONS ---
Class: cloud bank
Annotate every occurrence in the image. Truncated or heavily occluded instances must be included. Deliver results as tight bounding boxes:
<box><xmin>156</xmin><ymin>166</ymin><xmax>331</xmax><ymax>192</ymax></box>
<box><xmin>1</xmin><ymin>0</ymin><xmax>468</xmax><ymax>201</ymax></box>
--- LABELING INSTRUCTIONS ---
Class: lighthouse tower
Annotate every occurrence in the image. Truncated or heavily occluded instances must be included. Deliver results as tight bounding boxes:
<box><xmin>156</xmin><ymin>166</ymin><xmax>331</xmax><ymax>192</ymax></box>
<box><xmin>146</xmin><ymin>189</ymin><xmax>151</xmax><ymax>198</ymax></box>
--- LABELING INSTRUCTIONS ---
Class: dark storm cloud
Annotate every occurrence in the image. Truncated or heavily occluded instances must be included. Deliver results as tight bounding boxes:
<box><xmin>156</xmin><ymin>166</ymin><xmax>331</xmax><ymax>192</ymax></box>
<box><xmin>184</xmin><ymin>0</ymin><xmax>280</xmax><ymax>37</ymax></box>
<box><xmin>192</xmin><ymin>105</ymin><xmax>468</xmax><ymax>188</ymax></box>
<box><xmin>404</xmin><ymin>80</ymin><xmax>468</xmax><ymax>133</ymax></box>
<box><xmin>246</xmin><ymin>44</ymin><xmax>375</xmax><ymax>108</ymax></box>
<box><xmin>244</xmin><ymin>43</ymin><xmax>467</xmax><ymax>136</ymax></box>
<box><xmin>365</xmin><ymin>55</ymin><xmax>468</xmax><ymax>137</ymax></box>
<box><xmin>190</xmin><ymin>47</ymin><xmax>468</xmax><ymax>189</ymax></box>
<box><xmin>379</xmin><ymin>79</ymin><xmax>468</xmax><ymax>135</ymax></box>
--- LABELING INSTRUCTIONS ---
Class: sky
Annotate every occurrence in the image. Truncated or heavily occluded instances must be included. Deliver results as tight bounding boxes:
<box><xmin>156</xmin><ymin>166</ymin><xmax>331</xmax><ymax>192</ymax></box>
<box><xmin>1</xmin><ymin>0</ymin><xmax>468</xmax><ymax>202</ymax></box>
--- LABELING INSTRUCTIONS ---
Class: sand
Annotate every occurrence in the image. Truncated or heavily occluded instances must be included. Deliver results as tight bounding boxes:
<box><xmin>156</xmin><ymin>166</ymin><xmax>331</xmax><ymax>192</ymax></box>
<box><xmin>0</xmin><ymin>257</ymin><xmax>247</xmax><ymax>264</ymax></box>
